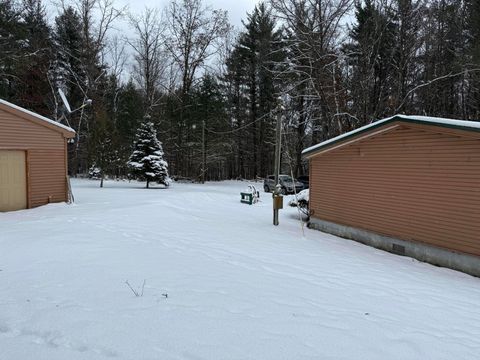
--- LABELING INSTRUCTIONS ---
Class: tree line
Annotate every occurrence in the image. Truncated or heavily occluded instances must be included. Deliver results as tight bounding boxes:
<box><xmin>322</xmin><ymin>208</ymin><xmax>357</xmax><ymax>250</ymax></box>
<box><xmin>1</xmin><ymin>0</ymin><xmax>480</xmax><ymax>182</ymax></box>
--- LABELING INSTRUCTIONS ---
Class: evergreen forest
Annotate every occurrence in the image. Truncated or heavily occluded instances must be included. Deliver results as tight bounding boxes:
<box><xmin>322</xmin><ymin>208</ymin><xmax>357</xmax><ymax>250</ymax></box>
<box><xmin>2</xmin><ymin>0</ymin><xmax>479</xmax><ymax>181</ymax></box>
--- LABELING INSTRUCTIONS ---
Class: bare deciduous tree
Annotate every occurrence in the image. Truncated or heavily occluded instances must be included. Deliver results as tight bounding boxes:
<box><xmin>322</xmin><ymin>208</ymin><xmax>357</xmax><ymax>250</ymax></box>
<box><xmin>163</xmin><ymin>0</ymin><xmax>230</xmax><ymax>97</ymax></box>
<box><xmin>128</xmin><ymin>8</ymin><xmax>170</xmax><ymax>113</ymax></box>
<box><xmin>270</xmin><ymin>0</ymin><xmax>353</xmax><ymax>144</ymax></box>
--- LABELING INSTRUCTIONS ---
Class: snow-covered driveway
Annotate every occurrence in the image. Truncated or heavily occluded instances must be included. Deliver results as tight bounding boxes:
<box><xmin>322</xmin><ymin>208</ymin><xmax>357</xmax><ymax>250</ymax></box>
<box><xmin>1</xmin><ymin>179</ymin><xmax>479</xmax><ymax>360</ymax></box>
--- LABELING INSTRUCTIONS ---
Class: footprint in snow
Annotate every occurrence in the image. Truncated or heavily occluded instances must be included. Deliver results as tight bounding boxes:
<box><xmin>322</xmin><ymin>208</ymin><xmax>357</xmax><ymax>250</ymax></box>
<box><xmin>0</xmin><ymin>324</ymin><xmax>10</xmax><ymax>334</ymax></box>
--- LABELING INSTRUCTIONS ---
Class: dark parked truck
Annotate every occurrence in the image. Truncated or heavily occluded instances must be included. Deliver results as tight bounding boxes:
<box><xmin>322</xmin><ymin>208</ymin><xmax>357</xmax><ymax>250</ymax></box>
<box><xmin>297</xmin><ymin>175</ymin><xmax>309</xmax><ymax>189</ymax></box>
<box><xmin>264</xmin><ymin>175</ymin><xmax>304</xmax><ymax>194</ymax></box>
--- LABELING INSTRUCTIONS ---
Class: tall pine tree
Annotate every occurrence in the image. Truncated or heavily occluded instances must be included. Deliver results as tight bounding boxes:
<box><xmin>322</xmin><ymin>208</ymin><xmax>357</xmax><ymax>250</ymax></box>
<box><xmin>345</xmin><ymin>0</ymin><xmax>396</xmax><ymax>123</ymax></box>
<box><xmin>16</xmin><ymin>0</ymin><xmax>53</xmax><ymax>115</ymax></box>
<box><xmin>224</xmin><ymin>3</ymin><xmax>283</xmax><ymax>178</ymax></box>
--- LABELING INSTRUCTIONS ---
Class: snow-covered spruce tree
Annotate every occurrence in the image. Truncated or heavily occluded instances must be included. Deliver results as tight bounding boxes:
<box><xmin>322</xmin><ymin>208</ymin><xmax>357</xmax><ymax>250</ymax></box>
<box><xmin>127</xmin><ymin>121</ymin><xmax>169</xmax><ymax>188</ymax></box>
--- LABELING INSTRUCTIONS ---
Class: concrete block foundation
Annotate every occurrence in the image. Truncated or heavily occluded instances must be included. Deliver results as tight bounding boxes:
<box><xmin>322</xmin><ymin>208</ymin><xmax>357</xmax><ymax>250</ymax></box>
<box><xmin>309</xmin><ymin>217</ymin><xmax>480</xmax><ymax>278</ymax></box>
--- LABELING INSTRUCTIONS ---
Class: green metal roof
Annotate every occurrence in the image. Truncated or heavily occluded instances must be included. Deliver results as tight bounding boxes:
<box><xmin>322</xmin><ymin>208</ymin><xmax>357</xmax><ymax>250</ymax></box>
<box><xmin>302</xmin><ymin>115</ymin><xmax>480</xmax><ymax>158</ymax></box>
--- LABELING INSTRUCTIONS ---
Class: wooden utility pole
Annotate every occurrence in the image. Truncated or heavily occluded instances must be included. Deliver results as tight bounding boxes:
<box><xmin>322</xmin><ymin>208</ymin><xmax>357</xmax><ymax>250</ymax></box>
<box><xmin>201</xmin><ymin>120</ymin><xmax>206</xmax><ymax>184</ymax></box>
<box><xmin>273</xmin><ymin>110</ymin><xmax>282</xmax><ymax>226</ymax></box>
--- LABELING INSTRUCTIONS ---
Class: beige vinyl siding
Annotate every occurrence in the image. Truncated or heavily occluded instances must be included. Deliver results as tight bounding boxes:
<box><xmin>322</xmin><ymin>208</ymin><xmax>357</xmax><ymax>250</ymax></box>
<box><xmin>310</xmin><ymin>125</ymin><xmax>480</xmax><ymax>257</ymax></box>
<box><xmin>29</xmin><ymin>150</ymin><xmax>67</xmax><ymax>207</ymax></box>
<box><xmin>0</xmin><ymin>108</ymin><xmax>64</xmax><ymax>149</ymax></box>
<box><xmin>0</xmin><ymin>107</ymin><xmax>68</xmax><ymax>209</ymax></box>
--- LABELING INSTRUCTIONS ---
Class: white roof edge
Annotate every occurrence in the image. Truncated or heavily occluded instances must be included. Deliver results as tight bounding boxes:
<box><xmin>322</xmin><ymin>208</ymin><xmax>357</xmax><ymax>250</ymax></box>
<box><xmin>0</xmin><ymin>98</ymin><xmax>75</xmax><ymax>134</ymax></box>
<box><xmin>395</xmin><ymin>114</ymin><xmax>480</xmax><ymax>128</ymax></box>
<box><xmin>302</xmin><ymin>114</ymin><xmax>480</xmax><ymax>156</ymax></box>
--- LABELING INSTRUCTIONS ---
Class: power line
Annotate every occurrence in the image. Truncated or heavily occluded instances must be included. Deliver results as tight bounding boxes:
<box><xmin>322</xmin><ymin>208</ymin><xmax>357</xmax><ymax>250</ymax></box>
<box><xmin>205</xmin><ymin>108</ymin><xmax>275</xmax><ymax>135</ymax></box>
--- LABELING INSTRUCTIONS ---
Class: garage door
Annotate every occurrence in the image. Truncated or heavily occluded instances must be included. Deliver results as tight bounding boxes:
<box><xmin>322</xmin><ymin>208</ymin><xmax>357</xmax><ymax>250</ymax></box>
<box><xmin>0</xmin><ymin>150</ymin><xmax>27</xmax><ymax>211</ymax></box>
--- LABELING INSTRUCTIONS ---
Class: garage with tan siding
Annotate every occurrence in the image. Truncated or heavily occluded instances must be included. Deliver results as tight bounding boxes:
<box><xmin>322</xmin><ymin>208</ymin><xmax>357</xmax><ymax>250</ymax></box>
<box><xmin>303</xmin><ymin>115</ymin><xmax>480</xmax><ymax>276</ymax></box>
<box><xmin>0</xmin><ymin>99</ymin><xmax>75</xmax><ymax>211</ymax></box>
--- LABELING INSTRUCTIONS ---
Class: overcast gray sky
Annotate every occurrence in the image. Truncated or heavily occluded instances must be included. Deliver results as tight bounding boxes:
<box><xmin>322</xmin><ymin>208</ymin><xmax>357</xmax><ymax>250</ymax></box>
<box><xmin>47</xmin><ymin>0</ymin><xmax>261</xmax><ymax>34</ymax></box>
<box><xmin>115</xmin><ymin>0</ymin><xmax>260</xmax><ymax>30</ymax></box>
<box><xmin>122</xmin><ymin>0</ymin><xmax>259</xmax><ymax>27</ymax></box>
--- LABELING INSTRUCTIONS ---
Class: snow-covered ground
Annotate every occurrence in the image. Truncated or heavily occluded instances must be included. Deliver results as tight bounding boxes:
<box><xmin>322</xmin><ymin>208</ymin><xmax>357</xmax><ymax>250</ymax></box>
<box><xmin>1</xmin><ymin>179</ymin><xmax>480</xmax><ymax>360</ymax></box>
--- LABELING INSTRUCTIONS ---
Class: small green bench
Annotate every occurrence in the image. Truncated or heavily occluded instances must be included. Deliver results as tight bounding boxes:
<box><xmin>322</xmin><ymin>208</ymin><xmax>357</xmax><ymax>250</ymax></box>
<box><xmin>240</xmin><ymin>192</ymin><xmax>254</xmax><ymax>205</ymax></box>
